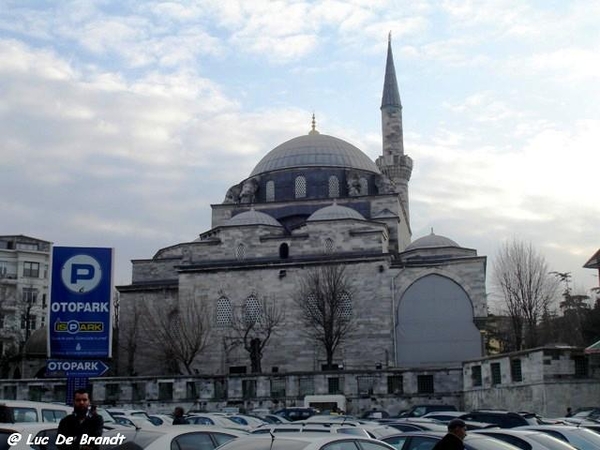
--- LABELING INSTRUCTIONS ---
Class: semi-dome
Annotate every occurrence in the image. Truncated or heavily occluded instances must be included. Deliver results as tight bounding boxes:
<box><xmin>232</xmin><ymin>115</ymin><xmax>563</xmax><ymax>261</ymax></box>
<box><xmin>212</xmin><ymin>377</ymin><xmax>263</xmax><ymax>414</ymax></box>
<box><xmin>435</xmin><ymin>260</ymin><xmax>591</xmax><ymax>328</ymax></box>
<box><xmin>249</xmin><ymin>133</ymin><xmax>380</xmax><ymax>177</ymax></box>
<box><xmin>405</xmin><ymin>231</ymin><xmax>460</xmax><ymax>251</ymax></box>
<box><xmin>23</xmin><ymin>326</ymin><xmax>47</xmax><ymax>357</ymax></box>
<box><xmin>225</xmin><ymin>209</ymin><xmax>282</xmax><ymax>227</ymax></box>
<box><xmin>307</xmin><ymin>203</ymin><xmax>366</xmax><ymax>222</ymax></box>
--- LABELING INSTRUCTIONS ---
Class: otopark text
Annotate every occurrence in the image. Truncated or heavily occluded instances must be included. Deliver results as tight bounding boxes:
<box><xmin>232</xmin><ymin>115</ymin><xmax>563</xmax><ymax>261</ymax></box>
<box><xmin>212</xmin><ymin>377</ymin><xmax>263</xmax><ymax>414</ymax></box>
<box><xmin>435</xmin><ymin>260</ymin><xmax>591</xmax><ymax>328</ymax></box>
<box><xmin>7</xmin><ymin>433</ymin><xmax>126</xmax><ymax>446</ymax></box>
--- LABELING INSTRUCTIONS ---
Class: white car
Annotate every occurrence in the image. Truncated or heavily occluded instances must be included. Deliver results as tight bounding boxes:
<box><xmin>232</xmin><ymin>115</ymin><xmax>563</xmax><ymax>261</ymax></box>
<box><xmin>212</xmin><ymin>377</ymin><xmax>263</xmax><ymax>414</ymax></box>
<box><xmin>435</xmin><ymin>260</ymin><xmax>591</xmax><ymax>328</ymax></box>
<box><xmin>99</xmin><ymin>424</ymin><xmax>247</xmax><ymax>450</ymax></box>
<box><xmin>213</xmin><ymin>434</ymin><xmax>396</xmax><ymax>450</ymax></box>
<box><xmin>516</xmin><ymin>425</ymin><xmax>600</xmax><ymax>450</ymax></box>
<box><xmin>0</xmin><ymin>400</ymin><xmax>72</xmax><ymax>423</ymax></box>
<box><xmin>473</xmin><ymin>428</ymin><xmax>578</xmax><ymax>450</ymax></box>
<box><xmin>0</xmin><ymin>422</ymin><xmax>61</xmax><ymax>450</ymax></box>
<box><xmin>185</xmin><ymin>413</ymin><xmax>251</xmax><ymax>431</ymax></box>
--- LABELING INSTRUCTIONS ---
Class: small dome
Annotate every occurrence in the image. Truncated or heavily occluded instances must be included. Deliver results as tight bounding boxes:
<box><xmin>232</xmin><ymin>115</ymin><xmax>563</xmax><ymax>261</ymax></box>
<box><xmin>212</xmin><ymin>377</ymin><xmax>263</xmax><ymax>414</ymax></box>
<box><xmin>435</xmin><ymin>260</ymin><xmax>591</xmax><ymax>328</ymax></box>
<box><xmin>250</xmin><ymin>133</ymin><xmax>380</xmax><ymax>177</ymax></box>
<box><xmin>225</xmin><ymin>209</ymin><xmax>282</xmax><ymax>227</ymax></box>
<box><xmin>23</xmin><ymin>326</ymin><xmax>47</xmax><ymax>357</ymax></box>
<box><xmin>405</xmin><ymin>231</ymin><xmax>460</xmax><ymax>251</ymax></box>
<box><xmin>307</xmin><ymin>203</ymin><xmax>366</xmax><ymax>222</ymax></box>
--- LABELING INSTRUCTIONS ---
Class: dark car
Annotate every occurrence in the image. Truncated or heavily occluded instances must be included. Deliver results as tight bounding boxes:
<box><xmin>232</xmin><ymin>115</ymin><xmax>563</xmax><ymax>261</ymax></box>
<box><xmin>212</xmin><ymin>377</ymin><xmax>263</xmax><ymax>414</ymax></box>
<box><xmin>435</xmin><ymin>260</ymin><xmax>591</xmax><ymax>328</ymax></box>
<box><xmin>459</xmin><ymin>411</ymin><xmax>535</xmax><ymax>428</ymax></box>
<box><xmin>398</xmin><ymin>405</ymin><xmax>458</xmax><ymax>418</ymax></box>
<box><xmin>274</xmin><ymin>408</ymin><xmax>320</xmax><ymax>422</ymax></box>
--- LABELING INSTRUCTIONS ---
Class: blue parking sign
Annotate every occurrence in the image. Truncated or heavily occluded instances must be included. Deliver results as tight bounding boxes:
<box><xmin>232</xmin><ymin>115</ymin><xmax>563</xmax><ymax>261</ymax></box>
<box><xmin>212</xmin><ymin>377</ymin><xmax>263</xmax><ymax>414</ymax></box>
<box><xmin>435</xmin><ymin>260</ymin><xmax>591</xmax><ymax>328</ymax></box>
<box><xmin>49</xmin><ymin>247</ymin><xmax>113</xmax><ymax>358</ymax></box>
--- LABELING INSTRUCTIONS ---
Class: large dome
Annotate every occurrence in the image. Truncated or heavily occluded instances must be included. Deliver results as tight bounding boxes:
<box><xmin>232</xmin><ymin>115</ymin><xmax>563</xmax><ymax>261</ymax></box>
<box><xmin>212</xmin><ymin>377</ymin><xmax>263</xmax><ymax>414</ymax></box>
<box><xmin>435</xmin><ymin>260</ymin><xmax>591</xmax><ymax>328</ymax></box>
<box><xmin>249</xmin><ymin>133</ymin><xmax>380</xmax><ymax>177</ymax></box>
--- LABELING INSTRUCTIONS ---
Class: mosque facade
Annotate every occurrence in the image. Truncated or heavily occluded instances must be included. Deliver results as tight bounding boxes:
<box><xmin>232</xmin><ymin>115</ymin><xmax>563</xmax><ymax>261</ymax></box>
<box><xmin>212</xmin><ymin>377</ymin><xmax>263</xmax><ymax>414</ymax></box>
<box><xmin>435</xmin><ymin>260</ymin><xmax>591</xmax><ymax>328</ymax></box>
<box><xmin>116</xmin><ymin>39</ymin><xmax>488</xmax><ymax>377</ymax></box>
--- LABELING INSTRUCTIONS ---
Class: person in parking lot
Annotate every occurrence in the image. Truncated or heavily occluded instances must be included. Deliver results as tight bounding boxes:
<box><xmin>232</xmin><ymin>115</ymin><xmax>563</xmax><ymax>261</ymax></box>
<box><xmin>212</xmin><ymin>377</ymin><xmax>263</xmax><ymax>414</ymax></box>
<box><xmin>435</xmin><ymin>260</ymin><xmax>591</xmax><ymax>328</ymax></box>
<box><xmin>432</xmin><ymin>418</ymin><xmax>467</xmax><ymax>450</ymax></box>
<box><xmin>172</xmin><ymin>406</ymin><xmax>186</xmax><ymax>424</ymax></box>
<box><xmin>57</xmin><ymin>388</ymin><xmax>104</xmax><ymax>450</ymax></box>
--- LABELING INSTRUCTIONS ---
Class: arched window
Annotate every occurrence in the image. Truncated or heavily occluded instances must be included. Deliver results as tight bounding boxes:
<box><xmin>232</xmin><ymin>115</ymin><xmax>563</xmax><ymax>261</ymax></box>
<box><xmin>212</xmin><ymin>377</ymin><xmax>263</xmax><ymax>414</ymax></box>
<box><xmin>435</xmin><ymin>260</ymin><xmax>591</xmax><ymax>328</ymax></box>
<box><xmin>266</xmin><ymin>180</ymin><xmax>275</xmax><ymax>202</ymax></box>
<box><xmin>216</xmin><ymin>297</ymin><xmax>232</xmax><ymax>327</ymax></box>
<box><xmin>324</xmin><ymin>238</ymin><xmax>334</xmax><ymax>254</ymax></box>
<box><xmin>359</xmin><ymin>177</ymin><xmax>368</xmax><ymax>195</ymax></box>
<box><xmin>244</xmin><ymin>295</ymin><xmax>262</xmax><ymax>324</ymax></box>
<box><xmin>279</xmin><ymin>243</ymin><xmax>289</xmax><ymax>259</ymax></box>
<box><xmin>235</xmin><ymin>243</ymin><xmax>246</xmax><ymax>260</ymax></box>
<box><xmin>338</xmin><ymin>292</ymin><xmax>352</xmax><ymax>319</ymax></box>
<box><xmin>328</xmin><ymin>176</ymin><xmax>339</xmax><ymax>198</ymax></box>
<box><xmin>295</xmin><ymin>176</ymin><xmax>306</xmax><ymax>198</ymax></box>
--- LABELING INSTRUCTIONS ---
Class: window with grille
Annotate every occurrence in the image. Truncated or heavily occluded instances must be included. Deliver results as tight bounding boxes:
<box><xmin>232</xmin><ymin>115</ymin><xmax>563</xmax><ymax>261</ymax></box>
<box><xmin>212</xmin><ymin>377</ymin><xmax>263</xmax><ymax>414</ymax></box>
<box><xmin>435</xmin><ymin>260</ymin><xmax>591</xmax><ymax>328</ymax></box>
<box><xmin>53</xmin><ymin>385</ymin><xmax>66</xmax><ymax>403</ymax></box>
<box><xmin>359</xmin><ymin>177</ymin><xmax>368</xmax><ymax>195</ymax></box>
<box><xmin>23</xmin><ymin>261</ymin><xmax>39</xmax><ymax>278</ymax></box>
<box><xmin>242</xmin><ymin>379</ymin><xmax>256</xmax><ymax>399</ymax></box>
<box><xmin>186</xmin><ymin>381</ymin><xmax>198</xmax><ymax>400</ymax></box>
<box><xmin>573</xmin><ymin>355</ymin><xmax>588</xmax><ymax>378</ymax></box>
<box><xmin>307</xmin><ymin>294</ymin><xmax>320</xmax><ymax>318</ymax></box>
<box><xmin>328</xmin><ymin>176</ymin><xmax>340</xmax><ymax>198</ymax></box>
<box><xmin>338</xmin><ymin>292</ymin><xmax>352</xmax><ymax>319</ymax></box>
<box><xmin>266</xmin><ymin>180</ymin><xmax>275</xmax><ymax>202</ymax></box>
<box><xmin>491</xmin><ymin>362</ymin><xmax>502</xmax><ymax>385</ymax></box>
<box><xmin>214</xmin><ymin>378</ymin><xmax>227</xmax><ymax>400</ymax></box>
<box><xmin>132</xmin><ymin>383</ymin><xmax>145</xmax><ymax>401</ymax></box>
<box><xmin>235</xmin><ymin>243</ymin><xmax>246</xmax><ymax>260</ymax></box>
<box><xmin>357</xmin><ymin>376</ymin><xmax>377</xmax><ymax>396</ymax></box>
<box><xmin>324</xmin><ymin>238</ymin><xmax>334</xmax><ymax>254</ymax></box>
<box><xmin>417</xmin><ymin>375</ymin><xmax>434</xmax><ymax>394</ymax></box>
<box><xmin>3</xmin><ymin>385</ymin><xmax>16</xmax><ymax>400</ymax></box>
<box><xmin>158</xmin><ymin>382</ymin><xmax>173</xmax><ymax>401</ymax></box>
<box><xmin>28</xmin><ymin>386</ymin><xmax>43</xmax><ymax>402</ymax></box>
<box><xmin>295</xmin><ymin>176</ymin><xmax>306</xmax><ymax>198</ymax></box>
<box><xmin>216</xmin><ymin>297</ymin><xmax>232</xmax><ymax>327</ymax></box>
<box><xmin>244</xmin><ymin>295</ymin><xmax>262</xmax><ymax>324</ymax></box>
<box><xmin>299</xmin><ymin>377</ymin><xmax>314</xmax><ymax>396</ymax></box>
<box><xmin>510</xmin><ymin>359</ymin><xmax>522</xmax><ymax>382</ymax></box>
<box><xmin>21</xmin><ymin>315</ymin><xmax>36</xmax><ymax>330</ymax></box>
<box><xmin>328</xmin><ymin>377</ymin><xmax>341</xmax><ymax>394</ymax></box>
<box><xmin>471</xmin><ymin>366</ymin><xmax>482</xmax><ymax>386</ymax></box>
<box><xmin>387</xmin><ymin>375</ymin><xmax>403</xmax><ymax>394</ymax></box>
<box><xmin>106</xmin><ymin>383</ymin><xmax>119</xmax><ymax>401</ymax></box>
<box><xmin>270</xmin><ymin>378</ymin><xmax>286</xmax><ymax>398</ymax></box>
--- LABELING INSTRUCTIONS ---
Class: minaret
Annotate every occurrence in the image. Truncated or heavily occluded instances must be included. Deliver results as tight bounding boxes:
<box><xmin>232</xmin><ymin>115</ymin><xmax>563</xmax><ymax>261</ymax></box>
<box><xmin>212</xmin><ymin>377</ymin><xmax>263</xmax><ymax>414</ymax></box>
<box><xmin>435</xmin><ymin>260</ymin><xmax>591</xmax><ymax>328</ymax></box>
<box><xmin>376</xmin><ymin>33</ymin><xmax>413</xmax><ymax>224</ymax></box>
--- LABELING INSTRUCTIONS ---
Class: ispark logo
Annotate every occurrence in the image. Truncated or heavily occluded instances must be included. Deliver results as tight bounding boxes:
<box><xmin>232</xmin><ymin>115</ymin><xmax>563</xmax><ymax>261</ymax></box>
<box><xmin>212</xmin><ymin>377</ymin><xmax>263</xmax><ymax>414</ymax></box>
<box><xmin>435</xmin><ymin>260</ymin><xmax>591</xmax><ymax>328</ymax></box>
<box><xmin>7</xmin><ymin>433</ymin><xmax>127</xmax><ymax>446</ymax></box>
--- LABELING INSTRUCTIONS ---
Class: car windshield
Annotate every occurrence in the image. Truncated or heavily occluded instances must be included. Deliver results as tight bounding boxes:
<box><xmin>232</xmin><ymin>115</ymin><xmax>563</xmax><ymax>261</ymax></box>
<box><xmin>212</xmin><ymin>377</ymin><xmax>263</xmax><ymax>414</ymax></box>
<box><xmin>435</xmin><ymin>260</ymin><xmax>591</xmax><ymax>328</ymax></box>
<box><xmin>99</xmin><ymin>430</ymin><xmax>162</xmax><ymax>450</ymax></box>
<box><xmin>562</xmin><ymin>429</ymin><xmax>600</xmax><ymax>450</ymax></box>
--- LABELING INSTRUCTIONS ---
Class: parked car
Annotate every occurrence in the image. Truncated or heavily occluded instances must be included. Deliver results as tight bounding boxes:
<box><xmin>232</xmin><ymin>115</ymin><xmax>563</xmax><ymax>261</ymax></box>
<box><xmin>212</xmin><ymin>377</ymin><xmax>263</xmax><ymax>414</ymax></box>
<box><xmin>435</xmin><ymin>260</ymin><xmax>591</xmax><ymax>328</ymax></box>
<box><xmin>185</xmin><ymin>413</ymin><xmax>251</xmax><ymax>430</ymax></box>
<box><xmin>459</xmin><ymin>411</ymin><xmax>536</xmax><ymax>428</ymax></box>
<box><xmin>0</xmin><ymin>400</ymin><xmax>72</xmax><ymax>423</ymax></box>
<box><xmin>382</xmin><ymin>431</ymin><xmax>522</xmax><ymax>450</ymax></box>
<box><xmin>99</xmin><ymin>425</ymin><xmax>248</xmax><ymax>450</ymax></box>
<box><xmin>260</xmin><ymin>414</ymin><xmax>292</xmax><ymax>424</ymax></box>
<box><xmin>274</xmin><ymin>408</ymin><xmax>320</xmax><ymax>422</ymax></box>
<box><xmin>254</xmin><ymin>422</ymin><xmax>397</xmax><ymax>439</ymax></box>
<box><xmin>381</xmin><ymin>419</ymin><xmax>448</xmax><ymax>433</ymax></box>
<box><xmin>0</xmin><ymin>422</ymin><xmax>61</xmax><ymax>450</ymax></box>
<box><xmin>473</xmin><ymin>428</ymin><xmax>579</xmax><ymax>450</ymax></box>
<box><xmin>213</xmin><ymin>433</ymin><xmax>397</xmax><ymax>450</ymax></box>
<box><xmin>397</xmin><ymin>405</ymin><xmax>458</xmax><ymax>418</ymax></box>
<box><xmin>516</xmin><ymin>425</ymin><xmax>600</xmax><ymax>450</ymax></box>
<box><xmin>421</xmin><ymin>411</ymin><xmax>468</xmax><ymax>422</ymax></box>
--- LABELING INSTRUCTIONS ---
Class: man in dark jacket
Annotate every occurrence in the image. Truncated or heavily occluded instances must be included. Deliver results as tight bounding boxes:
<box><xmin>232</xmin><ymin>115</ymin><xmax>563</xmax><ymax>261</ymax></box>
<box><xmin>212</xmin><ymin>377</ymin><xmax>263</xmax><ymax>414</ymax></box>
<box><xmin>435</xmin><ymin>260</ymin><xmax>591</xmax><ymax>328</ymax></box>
<box><xmin>57</xmin><ymin>388</ymin><xmax>103</xmax><ymax>450</ymax></box>
<box><xmin>432</xmin><ymin>418</ymin><xmax>467</xmax><ymax>450</ymax></box>
<box><xmin>172</xmin><ymin>406</ymin><xmax>186</xmax><ymax>425</ymax></box>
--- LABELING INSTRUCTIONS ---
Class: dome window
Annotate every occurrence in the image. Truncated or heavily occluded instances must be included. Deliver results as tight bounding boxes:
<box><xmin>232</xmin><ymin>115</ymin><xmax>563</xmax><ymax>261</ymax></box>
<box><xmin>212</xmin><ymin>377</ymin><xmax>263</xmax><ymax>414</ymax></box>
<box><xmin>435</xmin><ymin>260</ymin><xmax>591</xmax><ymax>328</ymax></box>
<box><xmin>324</xmin><ymin>238</ymin><xmax>334</xmax><ymax>254</ymax></box>
<box><xmin>328</xmin><ymin>176</ymin><xmax>340</xmax><ymax>198</ymax></box>
<box><xmin>266</xmin><ymin>180</ymin><xmax>275</xmax><ymax>202</ymax></box>
<box><xmin>295</xmin><ymin>176</ymin><xmax>306</xmax><ymax>198</ymax></box>
<box><xmin>235</xmin><ymin>243</ymin><xmax>246</xmax><ymax>260</ymax></box>
<box><xmin>359</xmin><ymin>177</ymin><xmax>368</xmax><ymax>195</ymax></box>
<box><xmin>216</xmin><ymin>296</ymin><xmax>232</xmax><ymax>327</ymax></box>
<box><xmin>279</xmin><ymin>243</ymin><xmax>289</xmax><ymax>259</ymax></box>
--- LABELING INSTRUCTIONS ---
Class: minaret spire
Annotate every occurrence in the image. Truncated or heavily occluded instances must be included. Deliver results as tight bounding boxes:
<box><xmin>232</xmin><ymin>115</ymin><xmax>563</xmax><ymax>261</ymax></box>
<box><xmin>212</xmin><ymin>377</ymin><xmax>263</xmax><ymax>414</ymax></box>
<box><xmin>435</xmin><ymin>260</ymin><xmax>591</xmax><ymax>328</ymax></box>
<box><xmin>381</xmin><ymin>32</ymin><xmax>402</xmax><ymax>109</ymax></box>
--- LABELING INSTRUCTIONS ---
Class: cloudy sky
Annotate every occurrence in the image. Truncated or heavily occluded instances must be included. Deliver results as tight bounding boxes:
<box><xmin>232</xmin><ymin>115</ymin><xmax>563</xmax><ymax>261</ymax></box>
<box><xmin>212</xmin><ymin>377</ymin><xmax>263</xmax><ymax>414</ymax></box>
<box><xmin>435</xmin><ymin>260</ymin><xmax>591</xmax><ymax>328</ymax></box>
<box><xmin>1</xmin><ymin>0</ymin><xmax>598</xmax><ymax>306</ymax></box>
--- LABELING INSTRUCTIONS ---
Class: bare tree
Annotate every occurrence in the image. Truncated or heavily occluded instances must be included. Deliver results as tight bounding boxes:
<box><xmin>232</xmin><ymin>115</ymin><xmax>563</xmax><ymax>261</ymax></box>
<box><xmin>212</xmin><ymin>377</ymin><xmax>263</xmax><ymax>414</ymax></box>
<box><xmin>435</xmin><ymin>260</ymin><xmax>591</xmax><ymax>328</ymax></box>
<box><xmin>493</xmin><ymin>240</ymin><xmax>558</xmax><ymax>350</ymax></box>
<box><xmin>292</xmin><ymin>264</ymin><xmax>356</xmax><ymax>368</ymax></box>
<box><xmin>229</xmin><ymin>294</ymin><xmax>284</xmax><ymax>373</ymax></box>
<box><xmin>117</xmin><ymin>297</ymin><xmax>142</xmax><ymax>376</ymax></box>
<box><xmin>140</xmin><ymin>294</ymin><xmax>211</xmax><ymax>375</ymax></box>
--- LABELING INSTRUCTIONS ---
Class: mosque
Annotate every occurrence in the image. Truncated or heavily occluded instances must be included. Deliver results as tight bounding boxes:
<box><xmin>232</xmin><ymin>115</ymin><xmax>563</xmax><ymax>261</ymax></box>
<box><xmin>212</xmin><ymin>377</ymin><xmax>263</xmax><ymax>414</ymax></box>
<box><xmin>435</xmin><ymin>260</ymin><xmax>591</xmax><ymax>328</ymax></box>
<box><xmin>116</xmin><ymin>38</ymin><xmax>488</xmax><ymax>376</ymax></box>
